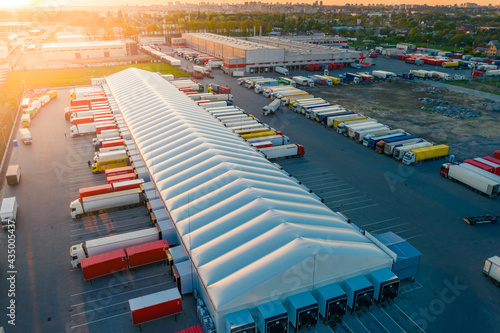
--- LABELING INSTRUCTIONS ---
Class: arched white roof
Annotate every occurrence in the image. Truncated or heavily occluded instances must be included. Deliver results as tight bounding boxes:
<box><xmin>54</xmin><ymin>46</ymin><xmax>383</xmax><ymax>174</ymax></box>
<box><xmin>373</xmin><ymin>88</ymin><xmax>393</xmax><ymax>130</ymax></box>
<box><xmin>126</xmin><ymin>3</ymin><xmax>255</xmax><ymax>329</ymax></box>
<box><xmin>105</xmin><ymin>68</ymin><xmax>392</xmax><ymax>314</ymax></box>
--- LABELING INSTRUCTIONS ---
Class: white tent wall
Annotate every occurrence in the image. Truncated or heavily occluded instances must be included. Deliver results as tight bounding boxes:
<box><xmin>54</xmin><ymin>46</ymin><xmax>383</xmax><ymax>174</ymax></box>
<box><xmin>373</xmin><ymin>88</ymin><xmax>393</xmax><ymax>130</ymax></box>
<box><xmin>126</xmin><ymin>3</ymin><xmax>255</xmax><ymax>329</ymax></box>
<box><xmin>105</xmin><ymin>68</ymin><xmax>394</xmax><ymax>333</ymax></box>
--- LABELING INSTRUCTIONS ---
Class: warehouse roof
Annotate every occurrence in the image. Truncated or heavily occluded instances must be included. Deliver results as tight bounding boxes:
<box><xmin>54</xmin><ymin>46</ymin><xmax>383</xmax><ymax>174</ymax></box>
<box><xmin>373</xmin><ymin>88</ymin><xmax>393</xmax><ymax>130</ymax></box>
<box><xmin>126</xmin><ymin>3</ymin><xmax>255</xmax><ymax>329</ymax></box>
<box><xmin>42</xmin><ymin>40</ymin><xmax>124</xmax><ymax>50</ymax></box>
<box><xmin>183</xmin><ymin>33</ymin><xmax>281</xmax><ymax>51</ymax></box>
<box><xmin>105</xmin><ymin>68</ymin><xmax>392</xmax><ymax>313</ymax></box>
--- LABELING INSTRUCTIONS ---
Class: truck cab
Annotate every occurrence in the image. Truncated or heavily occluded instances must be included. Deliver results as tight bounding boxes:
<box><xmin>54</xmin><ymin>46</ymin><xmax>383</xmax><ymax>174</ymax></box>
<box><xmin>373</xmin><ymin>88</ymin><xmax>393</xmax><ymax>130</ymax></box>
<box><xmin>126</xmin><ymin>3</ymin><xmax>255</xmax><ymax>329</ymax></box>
<box><xmin>70</xmin><ymin>243</ymin><xmax>86</xmax><ymax>268</ymax></box>
<box><xmin>1</xmin><ymin>197</ymin><xmax>18</xmax><ymax>230</ymax></box>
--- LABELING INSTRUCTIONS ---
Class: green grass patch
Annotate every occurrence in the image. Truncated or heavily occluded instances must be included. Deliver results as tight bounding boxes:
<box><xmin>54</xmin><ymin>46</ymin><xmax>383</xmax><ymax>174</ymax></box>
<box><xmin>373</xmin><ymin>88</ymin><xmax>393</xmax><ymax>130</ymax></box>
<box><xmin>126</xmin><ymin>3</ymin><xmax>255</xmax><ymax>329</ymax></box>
<box><xmin>0</xmin><ymin>62</ymin><xmax>188</xmax><ymax>160</ymax></box>
<box><xmin>445</xmin><ymin>78</ymin><xmax>500</xmax><ymax>96</ymax></box>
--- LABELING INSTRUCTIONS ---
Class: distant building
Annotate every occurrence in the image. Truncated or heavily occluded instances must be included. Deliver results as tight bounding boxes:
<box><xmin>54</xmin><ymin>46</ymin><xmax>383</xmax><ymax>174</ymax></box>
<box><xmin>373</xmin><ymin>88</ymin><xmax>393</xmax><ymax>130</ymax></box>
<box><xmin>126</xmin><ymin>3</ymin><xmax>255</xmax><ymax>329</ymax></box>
<box><xmin>457</xmin><ymin>23</ymin><xmax>475</xmax><ymax>33</ymax></box>
<box><xmin>42</xmin><ymin>41</ymin><xmax>128</xmax><ymax>61</ymax></box>
<box><xmin>486</xmin><ymin>40</ymin><xmax>500</xmax><ymax>56</ymax></box>
<box><xmin>473</xmin><ymin>46</ymin><xmax>488</xmax><ymax>54</ymax></box>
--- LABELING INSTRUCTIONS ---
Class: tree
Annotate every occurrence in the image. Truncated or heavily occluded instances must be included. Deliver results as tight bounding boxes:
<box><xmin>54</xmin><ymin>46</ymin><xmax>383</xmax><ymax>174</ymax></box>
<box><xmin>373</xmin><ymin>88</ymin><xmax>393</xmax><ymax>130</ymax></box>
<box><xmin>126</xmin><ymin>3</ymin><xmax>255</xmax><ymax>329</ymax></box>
<box><xmin>433</xmin><ymin>20</ymin><xmax>445</xmax><ymax>31</ymax></box>
<box><xmin>408</xmin><ymin>27</ymin><xmax>419</xmax><ymax>41</ymax></box>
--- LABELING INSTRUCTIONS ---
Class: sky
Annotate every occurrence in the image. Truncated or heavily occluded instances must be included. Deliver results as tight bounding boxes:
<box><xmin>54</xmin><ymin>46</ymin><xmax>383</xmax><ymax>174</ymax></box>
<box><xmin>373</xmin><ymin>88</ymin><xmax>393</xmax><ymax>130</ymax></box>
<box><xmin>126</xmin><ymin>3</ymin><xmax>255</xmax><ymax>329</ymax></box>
<box><xmin>1</xmin><ymin>0</ymin><xmax>498</xmax><ymax>8</ymax></box>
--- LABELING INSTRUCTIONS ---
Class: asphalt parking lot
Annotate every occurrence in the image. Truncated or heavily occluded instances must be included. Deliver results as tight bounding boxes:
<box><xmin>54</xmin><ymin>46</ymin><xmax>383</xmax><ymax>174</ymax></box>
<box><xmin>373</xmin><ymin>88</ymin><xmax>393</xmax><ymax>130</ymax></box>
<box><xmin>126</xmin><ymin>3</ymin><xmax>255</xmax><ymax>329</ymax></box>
<box><xmin>0</xmin><ymin>50</ymin><xmax>498</xmax><ymax>332</ymax></box>
<box><xmin>167</xmin><ymin>50</ymin><xmax>500</xmax><ymax>333</ymax></box>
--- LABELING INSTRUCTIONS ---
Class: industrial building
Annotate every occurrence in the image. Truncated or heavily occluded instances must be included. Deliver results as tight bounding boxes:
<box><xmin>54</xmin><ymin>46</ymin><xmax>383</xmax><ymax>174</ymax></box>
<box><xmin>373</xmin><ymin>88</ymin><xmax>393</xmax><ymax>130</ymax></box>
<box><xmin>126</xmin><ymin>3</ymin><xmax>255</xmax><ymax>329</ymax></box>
<box><xmin>42</xmin><ymin>40</ymin><xmax>138</xmax><ymax>61</ymax></box>
<box><xmin>103</xmin><ymin>68</ymin><xmax>406</xmax><ymax>332</ymax></box>
<box><xmin>180</xmin><ymin>33</ymin><xmax>363</xmax><ymax>74</ymax></box>
<box><xmin>0</xmin><ymin>40</ymin><xmax>8</xmax><ymax>58</ymax></box>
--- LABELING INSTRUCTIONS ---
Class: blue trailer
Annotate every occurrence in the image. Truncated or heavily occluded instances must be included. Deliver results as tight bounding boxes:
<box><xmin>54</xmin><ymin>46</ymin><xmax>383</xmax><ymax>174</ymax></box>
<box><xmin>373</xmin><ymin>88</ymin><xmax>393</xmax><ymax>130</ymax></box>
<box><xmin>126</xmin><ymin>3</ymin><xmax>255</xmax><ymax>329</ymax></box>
<box><xmin>374</xmin><ymin>134</ymin><xmax>420</xmax><ymax>152</ymax></box>
<box><xmin>368</xmin><ymin>132</ymin><xmax>409</xmax><ymax>148</ymax></box>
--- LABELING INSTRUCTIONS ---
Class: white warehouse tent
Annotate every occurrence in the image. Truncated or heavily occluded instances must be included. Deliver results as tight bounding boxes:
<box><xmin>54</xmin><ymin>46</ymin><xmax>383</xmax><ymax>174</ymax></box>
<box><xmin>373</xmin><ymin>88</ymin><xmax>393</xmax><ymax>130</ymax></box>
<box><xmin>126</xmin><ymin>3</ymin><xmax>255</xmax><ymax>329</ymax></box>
<box><xmin>105</xmin><ymin>68</ymin><xmax>393</xmax><ymax>332</ymax></box>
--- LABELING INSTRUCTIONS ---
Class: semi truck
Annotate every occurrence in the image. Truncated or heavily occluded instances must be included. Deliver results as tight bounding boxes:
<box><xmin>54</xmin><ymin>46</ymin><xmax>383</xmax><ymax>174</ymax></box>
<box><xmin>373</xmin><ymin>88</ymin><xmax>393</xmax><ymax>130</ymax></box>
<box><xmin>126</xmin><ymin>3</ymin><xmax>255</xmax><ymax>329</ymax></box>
<box><xmin>92</xmin><ymin>151</ymin><xmax>129</xmax><ymax>173</ymax></box>
<box><xmin>333</xmin><ymin>115</ymin><xmax>368</xmax><ymax>129</ymax></box>
<box><xmin>315</xmin><ymin>109</ymin><xmax>348</xmax><ymax>123</ymax></box>
<box><xmin>306</xmin><ymin>105</ymin><xmax>344</xmax><ymax>120</ymax></box>
<box><xmin>94</xmin><ymin>138</ymin><xmax>125</xmax><ymax>151</ymax></box>
<box><xmin>201</xmin><ymin>94</ymin><xmax>234</xmax><ymax>102</ymax></box>
<box><xmin>70</xmin><ymin>121</ymin><xmax>115</xmax><ymax>137</ymax></box>
<box><xmin>325</xmin><ymin>112</ymin><xmax>356</xmax><ymax>128</ymax></box>
<box><xmin>70</xmin><ymin>110</ymin><xmax>112</xmax><ymax>122</ymax></box>
<box><xmin>351</xmin><ymin>124</ymin><xmax>389</xmax><ymax>140</ymax></box>
<box><xmin>403</xmin><ymin>144</ymin><xmax>449</xmax><ymax>165</ymax></box>
<box><xmin>241</xmin><ymin>130</ymin><xmax>283</xmax><ymax>140</ymax></box>
<box><xmin>336</xmin><ymin>120</ymin><xmax>377</xmax><ymax>135</ymax></box>
<box><xmin>372</xmin><ymin>70</ymin><xmax>397</xmax><ymax>80</ymax></box>
<box><xmin>293</xmin><ymin>76</ymin><xmax>315</xmax><ymax>87</ymax></box>
<box><xmin>263</xmin><ymin>99</ymin><xmax>281</xmax><ymax>116</ymax></box>
<box><xmin>260</xmin><ymin>144</ymin><xmax>305</xmax><ymax>160</ymax></box>
<box><xmin>366</xmin><ymin>132</ymin><xmax>407</xmax><ymax>148</ymax></box>
<box><xmin>6</xmin><ymin>165</ymin><xmax>21</xmax><ymax>185</ymax></box>
<box><xmin>245</xmin><ymin>78</ymin><xmax>274</xmax><ymax>89</ymax></box>
<box><xmin>483</xmin><ymin>256</ymin><xmax>500</xmax><ymax>287</ymax></box>
<box><xmin>362</xmin><ymin>129</ymin><xmax>404</xmax><ymax>146</ymax></box>
<box><xmin>440</xmin><ymin>163</ymin><xmax>500</xmax><ymax>197</ymax></box>
<box><xmin>391</xmin><ymin>142</ymin><xmax>435</xmax><ymax>159</ymax></box>
<box><xmin>94</xmin><ymin>148</ymin><xmax>128</xmax><ymax>161</ymax></box>
<box><xmin>1</xmin><ymin>197</ymin><xmax>17</xmax><ymax>230</ymax></box>
<box><xmin>70</xmin><ymin>224</ymin><xmax>166</xmax><ymax>268</ymax></box>
<box><xmin>383</xmin><ymin>138</ymin><xmax>425</xmax><ymax>156</ymax></box>
<box><xmin>374</xmin><ymin>135</ymin><xmax>420</xmax><ymax>153</ymax></box>
<box><xmin>291</xmin><ymin>98</ymin><xmax>326</xmax><ymax>111</ymax></box>
<box><xmin>21</xmin><ymin>114</ymin><xmax>31</xmax><ymax>127</ymax></box>
<box><xmin>246</xmin><ymin>135</ymin><xmax>291</xmax><ymax>146</ymax></box>
<box><xmin>92</xmin><ymin>130</ymin><xmax>121</xmax><ymax>145</ymax></box>
<box><xmin>237</xmin><ymin>76</ymin><xmax>264</xmax><ymax>85</ymax></box>
<box><xmin>253</xmin><ymin>81</ymin><xmax>280</xmax><ymax>94</ymax></box>
<box><xmin>275</xmin><ymin>66</ymin><xmax>289</xmax><ymax>75</ymax></box>
<box><xmin>19</xmin><ymin>128</ymin><xmax>32</xmax><ymax>144</ymax></box>
<box><xmin>281</xmin><ymin>95</ymin><xmax>313</xmax><ymax>106</ymax></box>
<box><xmin>70</xmin><ymin>187</ymin><xmax>144</xmax><ymax>219</ymax></box>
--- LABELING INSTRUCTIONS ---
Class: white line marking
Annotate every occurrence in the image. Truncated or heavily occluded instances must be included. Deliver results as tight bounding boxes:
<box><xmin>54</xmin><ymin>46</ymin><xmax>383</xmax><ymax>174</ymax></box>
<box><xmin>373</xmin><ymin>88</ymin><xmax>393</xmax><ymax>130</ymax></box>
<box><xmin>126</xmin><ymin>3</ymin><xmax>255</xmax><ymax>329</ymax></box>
<box><xmin>341</xmin><ymin>203</ymin><xmax>379</xmax><ymax>212</ymax></box>
<box><xmin>369</xmin><ymin>223</ymin><xmax>409</xmax><ymax>233</ymax></box>
<box><xmin>404</xmin><ymin>234</ymin><xmax>424</xmax><ymax>240</ymax></box>
<box><xmin>70</xmin><ymin>312</ymin><xmax>129</xmax><ymax>329</ymax></box>
<box><xmin>368</xmin><ymin>312</ymin><xmax>390</xmax><ymax>333</ymax></box>
<box><xmin>71</xmin><ymin>281</ymin><xmax>173</xmax><ymax>307</ymax></box>
<box><xmin>71</xmin><ymin>301</ymin><xmax>128</xmax><ymax>317</ymax></box>
<box><xmin>70</xmin><ymin>272</ymin><xmax>167</xmax><ymax>296</ymax></box>
<box><xmin>362</xmin><ymin>217</ymin><xmax>401</xmax><ymax>227</ymax></box>
<box><xmin>322</xmin><ymin>191</ymin><xmax>360</xmax><ymax>200</ymax></box>
<box><xmin>343</xmin><ymin>321</ymin><xmax>354</xmax><ymax>333</ymax></box>
<box><xmin>355</xmin><ymin>316</ymin><xmax>371</xmax><ymax>333</ymax></box>
<box><xmin>381</xmin><ymin>307</ymin><xmax>407</xmax><ymax>333</ymax></box>
<box><xmin>327</xmin><ymin>195</ymin><xmax>366</xmax><ymax>204</ymax></box>
<box><xmin>393</xmin><ymin>303</ymin><xmax>426</xmax><ymax>333</ymax></box>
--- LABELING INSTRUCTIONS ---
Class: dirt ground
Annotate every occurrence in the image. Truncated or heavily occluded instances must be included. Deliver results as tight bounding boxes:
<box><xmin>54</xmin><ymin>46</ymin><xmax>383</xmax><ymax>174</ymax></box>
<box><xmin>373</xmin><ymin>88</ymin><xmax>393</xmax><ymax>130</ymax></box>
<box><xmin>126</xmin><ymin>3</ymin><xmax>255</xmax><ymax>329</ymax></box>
<box><xmin>309</xmin><ymin>80</ymin><xmax>500</xmax><ymax>161</ymax></box>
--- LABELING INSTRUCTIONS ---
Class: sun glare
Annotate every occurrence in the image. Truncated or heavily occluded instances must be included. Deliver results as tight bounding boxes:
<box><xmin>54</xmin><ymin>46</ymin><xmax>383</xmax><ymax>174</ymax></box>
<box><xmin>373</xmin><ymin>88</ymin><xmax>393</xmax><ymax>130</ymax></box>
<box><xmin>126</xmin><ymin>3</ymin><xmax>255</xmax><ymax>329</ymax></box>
<box><xmin>0</xmin><ymin>0</ymin><xmax>36</xmax><ymax>7</ymax></box>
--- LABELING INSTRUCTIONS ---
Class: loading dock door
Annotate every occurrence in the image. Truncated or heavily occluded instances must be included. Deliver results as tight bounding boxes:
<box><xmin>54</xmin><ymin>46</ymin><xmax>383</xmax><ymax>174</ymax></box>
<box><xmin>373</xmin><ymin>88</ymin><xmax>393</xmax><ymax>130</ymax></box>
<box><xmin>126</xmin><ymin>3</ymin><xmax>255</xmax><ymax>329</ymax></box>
<box><xmin>266</xmin><ymin>314</ymin><xmax>288</xmax><ymax>333</ymax></box>
<box><xmin>172</xmin><ymin>265</ymin><xmax>181</xmax><ymax>294</ymax></box>
<box><xmin>75</xmin><ymin>53</ymin><xmax>81</xmax><ymax>59</ymax></box>
<box><xmin>104</xmin><ymin>51</ymin><xmax>110</xmax><ymax>57</ymax></box>
<box><xmin>326</xmin><ymin>297</ymin><xmax>347</xmax><ymax>320</ymax></box>
<box><xmin>297</xmin><ymin>305</ymin><xmax>318</xmax><ymax>330</ymax></box>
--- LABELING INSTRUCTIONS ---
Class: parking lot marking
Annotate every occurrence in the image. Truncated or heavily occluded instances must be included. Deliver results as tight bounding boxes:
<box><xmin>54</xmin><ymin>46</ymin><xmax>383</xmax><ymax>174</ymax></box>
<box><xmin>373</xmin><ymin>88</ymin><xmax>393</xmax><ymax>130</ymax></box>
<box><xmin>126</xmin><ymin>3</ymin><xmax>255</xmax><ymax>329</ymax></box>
<box><xmin>71</xmin><ymin>281</ymin><xmax>173</xmax><ymax>307</ymax></box>
<box><xmin>393</xmin><ymin>303</ymin><xmax>427</xmax><ymax>333</ymax></box>
<box><xmin>362</xmin><ymin>217</ymin><xmax>401</xmax><ymax>227</ymax></box>
<box><xmin>380</xmin><ymin>307</ymin><xmax>407</xmax><ymax>333</ymax></box>
<box><xmin>355</xmin><ymin>316</ymin><xmax>372</xmax><ymax>333</ymax></box>
<box><xmin>369</xmin><ymin>223</ymin><xmax>409</xmax><ymax>233</ymax></box>
<box><xmin>326</xmin><ymin>195</ymin><xmax>366</xmax><ymax>205</ymax></box>
<box><xmin>321</xmin><ymin>187</ymin><xmax>356</xmax><ymax>195</ymax></box>
<box><xmin>322</xmin><ymin>191</ymin><xmax>360</xmax><ymax>201</ymax></box>
<box><xmin>342</xmin><ymin>203</ymin><xmax>379</xmax><ymax>213</ymax></box>
<box><xmin>399</xmin><ymin>282</ymin><xmax>423</xmax><ymax>295</ymax></box>
<box><xmin>295</xmin><ymin>174</ymin><xmax>335</xmax><ymax>181</ymax></box>
<box><xmin>312</xmin><ymin>181</ymin><xmax>346</xmax><ymax>190</ymax></box>
<box><xmin>368</xmin><ymin>312</ymin><xmax>390</xmax><ymax>332</ymax></box>
<box><xmin>70</xmin><ymin>312</ymin><xmax>130</xmax><ymax>329</ymax></box>
<box><xmin>342</xmin><ymin>321</ymin><xmax>354</xmax><ymax>333</ymax></box>
<box><xmin>404</xmin><ymin>234</ymin><xmax>424</xmax><ymax>240</ymax></box>
<box><xmin>339</xmin><ymin>199</ymin><xmax>373</xmax><ymax>207</ymax></box>
<box><xmin>70</xmin><ymin>272</ymin><xmax>168</xmax><ymax>297</ymax></box>
<box><xmin>71</xmin><ymin>301</ymin><xmax>129</xmax><ymax>317</ymax></box>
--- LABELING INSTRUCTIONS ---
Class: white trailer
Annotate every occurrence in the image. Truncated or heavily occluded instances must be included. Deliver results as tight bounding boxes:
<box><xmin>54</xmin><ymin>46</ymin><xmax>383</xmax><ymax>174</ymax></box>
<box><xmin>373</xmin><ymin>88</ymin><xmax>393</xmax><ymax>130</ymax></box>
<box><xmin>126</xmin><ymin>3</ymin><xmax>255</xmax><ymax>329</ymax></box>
<box><xmin>307</xmin><ymin>105</ymin><xmax>344</xmax><ymax>120</ymax></box>
<box><xmin>485</xmin><ymin>70</ymin><xmax>500</xmax><ymax>77</ymax></box>
<box><xmin>199</xmin><ymin>101</ymin><xmax>229</xmax><ymax>109</ymax></box>
<box><xmin>237</xmin><ymin>76</ymin><xmax>264</xmax><ymax>85</ymax></box>
<box><xmin>293</xmin><ymin>76</ymin><xmax>315</xmax><ymax>87</ymax></box>
<box><xmin>337</xmin><ymin>119</ymin><xmax>377</xmax><ymax>135</ymax></box>
<box><xmin>291</xmin><ymin>99</ymin><xmax>326</xmax><ymax>112</ymax></box>
<box><xmin>187</xmin><ymin>93</ymin><xmax>215</xmax><ymax>101</ymax></box>
<box><xmin>275</xmin><ymin>66</ymin><xmax>289</xmax><ymax>75</ymax></box>
<box><xmin>246</xmin><ymin>135</ymin><xmax>291</xmax><ymax>146</ymax></box>
<box><xmin>281</xmin><ymin>94</ymin><xmax>313</xmax><ymax>106</ymax></box>
<box><xmin>70</xmin><ymin>188</ymin><xmax>143</xmax><ymax>219</ymax></box>
<box><xmin>70</xmin><ymin>110</ymin><xmax>112</xmax><ymax>121</ymax></box>
<box><xmin>352</xmin><ymin>124</ymin><xmax>390</xmax><ymax>141</ymax></box>
<box><xmin>1</xmin><ymin>197</ymin><xmax>17</xmax><ymax>230</ymax></box>
<box><xmin>6</xmin><ymin>165</ymin><xmax>21</xmax><ymax>185</ymax></box>
<box><xmin>372</xmin><ymin>70</ymin><xmax>396</xmax><ymax>79</ymax></box>
<box><xmin>274</xmin><ymin>90</ymin><xmax>307</xmax><ymax>100</ymax></box>
<box><xmin>211</xmin><ymin>110</ymin><xmax>246</xmax><ymax>118</ymax></box>
<box><xmin>217</xmin><ymin>114</ymin><xmax>254</xmax><ymax>123</ymax></box>
<box><xmin>201</xmin><ymin>94</ymin><xmax>234</xmax><ymax>102</ymax></box>
<box><xmin>207</xmin><ymin>106</ymin><xmax>242</xmax><ymax>113</ymax></box>
<box><xmin>92</xmin><ymin>130</ymin><xmax>121</xmax><ymax>144</ymax></box>
<box><xmin>94</xmin><ymin>149</ymin><xmax>128</xmax><ymax>162</ymax></box>
<box><xmin>459</xmin><ymin>163</ymin><xmax>500</xmax><ymax>184</ymax></box>
<box><xmin>260</xmin><ymin>144</ymin><xmax>305</xmax><ymax>160</ymax></box>
<box><xmin>384</xmin><ymin>138</ymin><xmax>424</xmax><ymax>156</ymax></box>
<box><xmin>21</xmin><ymin>97</ymin><xmax>31</xmax><ymax>111</ymax></box>
<box><xmin>70</xmin><ymin>225</ymin><xmax>163</xmax><ymax>268</ymax></box>
<box><xmin>262</xmin><ymin>99</ymin><xmax>281</xmax><ymax>116</ymax></box>
<box><xmin>230</xmin><ymin>123</ymin><xmax>270</xmax><ymax>133</ymax></box>
<box><xmin>347</xmin><ymin>122</ymin><xmax>383</xmax><ymax>139</ymax></box>
<box><xmin>440</xmin><ymin>163</ymin><xmax>500</xmax><ymax>197</ymax></box>
<box><xmin>393</xmin><ymin>141</ymin><xmax>432</xmax><ymax>160</ymax></box>
<box><xmin>193</xmin><ymin>65</ymin><xmax>209</xmax><ymax>74</ymax></box>
<box><xmin>70</xmin><ymin>121</ymin><xmax>115</xmax><ymax>137</ymax></box>
<box><xmin>483</xmin><ymin>256</ymin><xmax>500</xmax><ymax>287</ymax></box>
<box><xmin>430</xmin><ymin>71</ymin><xmax>451</xmax><ymax>80</ymax></box>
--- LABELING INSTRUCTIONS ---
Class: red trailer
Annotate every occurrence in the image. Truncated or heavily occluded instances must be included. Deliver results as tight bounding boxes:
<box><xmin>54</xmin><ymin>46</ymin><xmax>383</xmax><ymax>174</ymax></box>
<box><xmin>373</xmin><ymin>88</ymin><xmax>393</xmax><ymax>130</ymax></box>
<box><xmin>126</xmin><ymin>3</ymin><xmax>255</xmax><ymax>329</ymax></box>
<box><xmin>126</xmin><ymin>239</ymin><xmax>169</xmax><ymax>268</ymax></box>
<box><xmin>494</xmin><ymin>150</ymin><xmax>500</xmax><ymax>159</ymax></box>
<box><xmin>71</xmin><ymin>98</ymin><xmax>92</xmax><ymax>107</ymax></box>
<box><xmin>483</xmin><ymin>156</ymin><xmax>500</xmax><ymax>166</ymax></box>
<box><xmin>107</xmin><ymin>173</ymin><xmax>137</xmax><ymax>184</ymax></box>
<box><xmin>73</xmin><ymin>116</ymin><xmax>93</xmax><ymax>125</ymax></box>
<box><xmin>369</xmin><ymin>52</ymin><xmax>378</xmax><ymax>58</ymax></box>
<box><xmin>128</xmin><ymin>288</ymin><xmax>182</xmax><ymax>326</ymax></box>
<box><xmin>95</xmin><ymin>117</ymin><xmax>115</xmax><ymax>123</ymax></box>
<box><xmin>464</xmin><ymin>159</ymin><xmax>495</xmax><ymax>173</ymax></box>
<box><xmin>78</xmin><ymin>184</ymin><xmax>113</xmax><ymax>201</ymax></box>
<box><xmin>96</xmin><ymin>124</ymin><xmax>117</xmax><ymax>134</ymax></box>
<box><xmin>219</xmin><ymin>86</ymin><xmax>231</xmax><ymax>94</ymax></box>
<box><xmin>102</xmin><ymin>139</ymin><xmax>126</xmax><ymax>149</ymax></box>
<box><xmin>405</xmin><ymin>58</ymin><xmax>415</xmax><ymax>64</ymax></box>
<box><xmin>176</xmin><ymin>325</ymin><xmax>203</xmax><ymax>333</ymax></box>
<box><xmin>105</xmin><ymin>166</ymin><xmax>134</xmax><ymax>178</ymax></box>
<box><xmin>112</xmin><ymin>179</ymin><xmax>144</xmax><ymax>192</ymax></box>
<box><xmin>81</xmin><ymin>249</ymin><xmax>127</xmax><ymax>282</ymax></box>
<box><xmin>477</xmin><ymin>157</ymin><xmax>500</xmax><ymax>175</ymax></box>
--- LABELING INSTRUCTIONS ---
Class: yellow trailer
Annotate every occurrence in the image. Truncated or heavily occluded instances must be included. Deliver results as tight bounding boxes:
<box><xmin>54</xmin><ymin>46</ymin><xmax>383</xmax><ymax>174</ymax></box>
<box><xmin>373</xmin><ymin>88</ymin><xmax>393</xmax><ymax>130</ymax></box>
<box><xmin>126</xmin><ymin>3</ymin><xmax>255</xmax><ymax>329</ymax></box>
<box><xmin>442</xmin><ymin>62</ymin><xmax>459</xmax><ymax>68</ymax></box>
<box><xmin>92</xmin><ymin>157</ymin><xmax>129</xmax><ymax>174</ymax></box>
<box><xmin>333</xmin><ymin>116</ymin><xmax>367</xmax><ymax>129</ymax></box>
<box><xmin>47</xmin><ymin>90</ymin><xmax>58</xmax><ymax>99</ymax></box>
<box><xmin>241</xmin><ymin>130</ymin><xmax>281</xmax><ymax>140</ymax></box>
<box><xmin>322</xmin><ymin>75</ymin><xmax>341</xmax><ymax>84</ymax></box>
<box><xmin>402</xmin><ymin>144</ymin><xmax>449</xmax><ymax>165</ymax></box>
